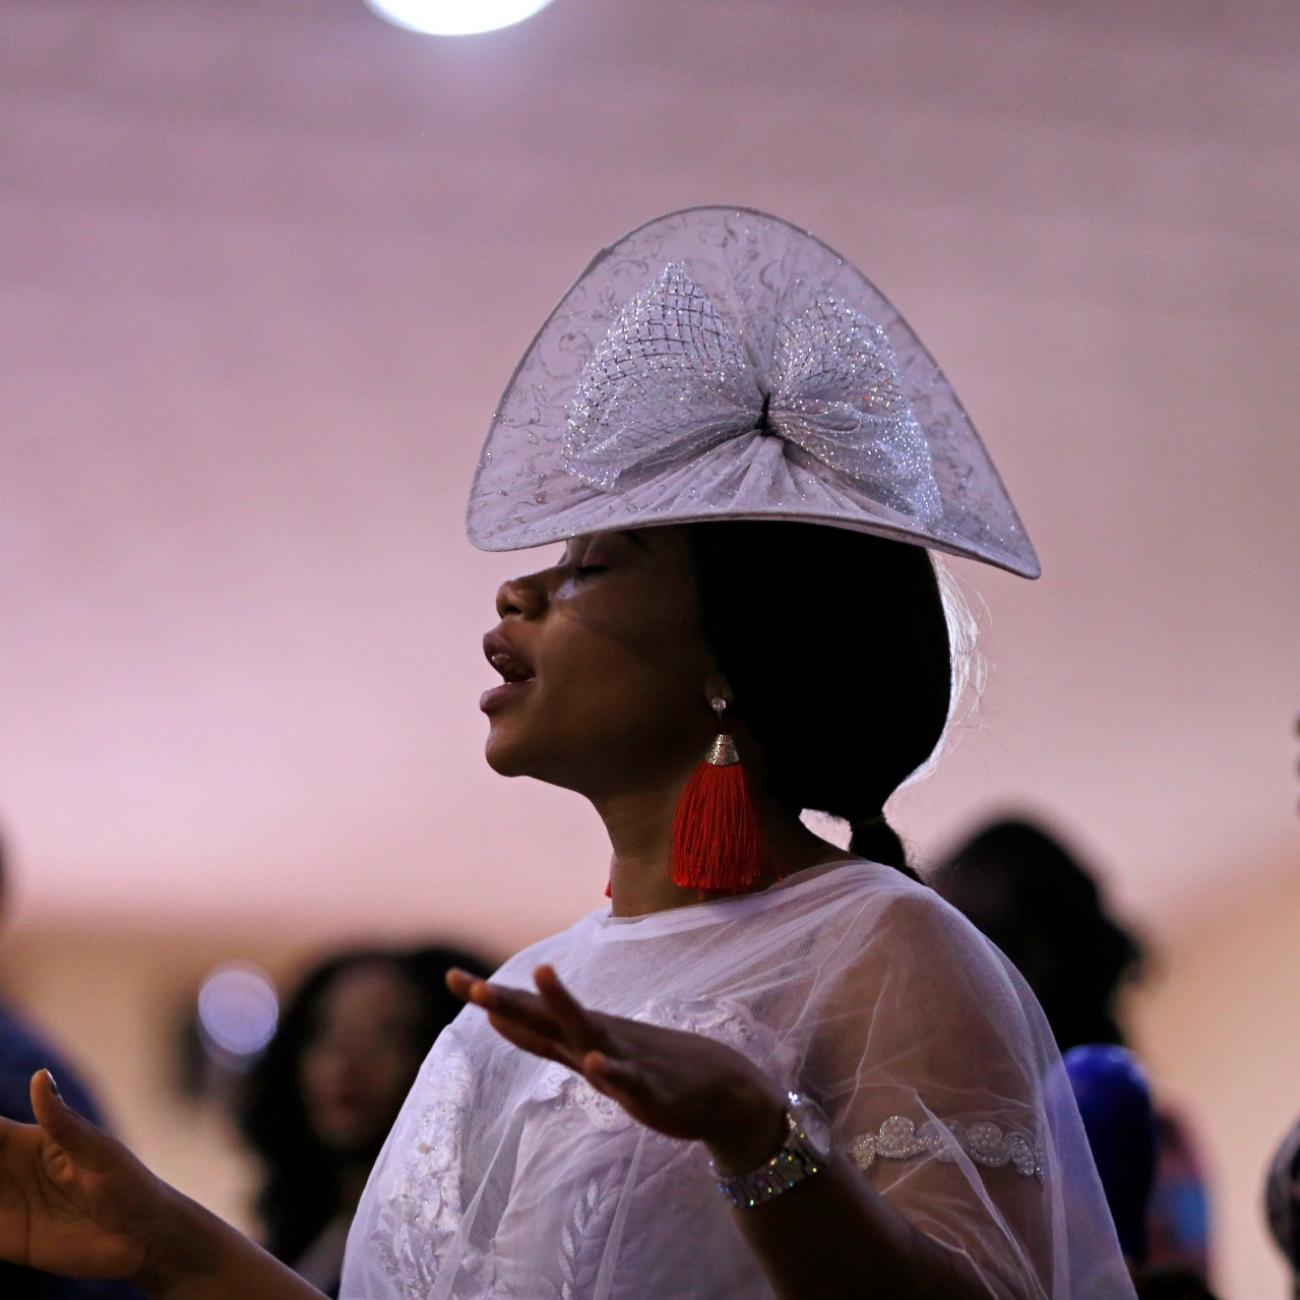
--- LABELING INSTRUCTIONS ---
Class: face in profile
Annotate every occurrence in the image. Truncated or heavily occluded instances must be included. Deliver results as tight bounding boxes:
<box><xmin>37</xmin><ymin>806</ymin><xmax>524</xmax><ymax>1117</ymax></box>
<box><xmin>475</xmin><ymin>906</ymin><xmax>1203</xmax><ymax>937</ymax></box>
<box><xmin>480</xmin><ymin>528</ymin><xmax>721</xmax><ymax>798</ymax></box>
<box><xmin>297</xmin><ymin>961</ymin><xmax>426</xmax><ymax>1157</ymax></box>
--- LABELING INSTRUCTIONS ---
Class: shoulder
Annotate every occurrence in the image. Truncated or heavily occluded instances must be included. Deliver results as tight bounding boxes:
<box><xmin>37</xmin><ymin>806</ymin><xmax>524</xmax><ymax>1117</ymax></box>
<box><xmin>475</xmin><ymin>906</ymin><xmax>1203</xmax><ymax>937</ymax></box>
<box><xmin>811</xmin><ymin>872</ymin><xmax>1039</xmax><ymax>1047</ymax></box>
<box><xmin>812</xmin><ymin>865</ymin><xmax>1012</xmax><ymax>972</ymax></box>
<box><xmin>798</xmin><ymin>877</ymin><xmax>1055</xmax><ymax>1108</ymax></box>
<box><xmin>867</xmin><ymin>875</ymin><xmax>1010</xmax><ymax>963</ymax></box>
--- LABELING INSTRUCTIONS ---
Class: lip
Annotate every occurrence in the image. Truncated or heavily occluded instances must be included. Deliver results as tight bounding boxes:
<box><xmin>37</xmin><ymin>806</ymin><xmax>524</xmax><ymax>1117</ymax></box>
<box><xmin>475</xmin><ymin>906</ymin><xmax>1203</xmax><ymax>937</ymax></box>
<box><xmin>480</xmin><ymin>627</ymin><xmax>536</xmax><ymax>714</ymax></box>
<box><xmin>482</xmin><ymin>628</ymin><xmax>535</xmax><ymax>678</ymax></box>
<box><xmin>480</xmin><ymin>679</ymin><xmax>534</xmax><ymax>713</ymax></box>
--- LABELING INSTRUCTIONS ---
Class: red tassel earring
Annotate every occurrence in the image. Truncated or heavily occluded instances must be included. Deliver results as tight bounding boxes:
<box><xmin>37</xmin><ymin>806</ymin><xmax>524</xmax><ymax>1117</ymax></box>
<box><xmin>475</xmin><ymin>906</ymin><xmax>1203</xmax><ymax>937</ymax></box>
<box><xmin>671</xmin><ymin>697</ymin><xmax>773</xmax><ymax>893</ymax></box>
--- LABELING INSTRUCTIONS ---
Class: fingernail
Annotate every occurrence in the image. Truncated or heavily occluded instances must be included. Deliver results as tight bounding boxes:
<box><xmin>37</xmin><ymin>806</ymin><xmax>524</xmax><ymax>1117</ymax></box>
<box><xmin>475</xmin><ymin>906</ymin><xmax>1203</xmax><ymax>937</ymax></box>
<box><xmin>44</xmin><ymin>1068</ymin><xmax>62</xmax><ymax>1100</ymax></box>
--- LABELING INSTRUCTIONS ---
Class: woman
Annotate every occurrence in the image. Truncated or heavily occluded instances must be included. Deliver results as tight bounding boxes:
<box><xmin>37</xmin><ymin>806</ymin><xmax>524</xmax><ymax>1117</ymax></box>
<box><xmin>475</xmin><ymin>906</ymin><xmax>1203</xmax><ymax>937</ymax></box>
<box><xmin>239</xmin><ymin>945</ymin><xmax>491</xmax><ymax>1296</ymax></box>
<box><xmin>0</xmin><ymin>208</ymin><xmax>1135</xmax><ymax>1297</ymax></box>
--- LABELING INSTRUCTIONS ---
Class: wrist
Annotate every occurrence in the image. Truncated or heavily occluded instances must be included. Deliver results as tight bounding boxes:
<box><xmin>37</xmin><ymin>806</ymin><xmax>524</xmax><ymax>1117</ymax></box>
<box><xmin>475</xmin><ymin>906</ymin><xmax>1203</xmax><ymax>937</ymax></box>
<box><xmin>711</xmin><ymin>1090</ymin><xmax>834</xmax><ymax>1212</ymax></box>
<box><xmin>704</xmin><ymin>1075</ymin><xmax>788</xmax><ymax>1175</ymax></box>
<box><xmin>137</xmin><ymin>1188</ymin><xmax>225</xmax><ymax>1298</ymax></box>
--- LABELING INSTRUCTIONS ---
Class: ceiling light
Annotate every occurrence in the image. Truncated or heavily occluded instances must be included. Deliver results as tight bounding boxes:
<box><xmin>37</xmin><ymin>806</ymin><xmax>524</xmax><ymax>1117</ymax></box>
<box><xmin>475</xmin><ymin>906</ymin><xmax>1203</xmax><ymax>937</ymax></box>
<box><xmin>363</xmin><ymin>0</ymin><xmax>555</xmax><ymax>36</ymax></box>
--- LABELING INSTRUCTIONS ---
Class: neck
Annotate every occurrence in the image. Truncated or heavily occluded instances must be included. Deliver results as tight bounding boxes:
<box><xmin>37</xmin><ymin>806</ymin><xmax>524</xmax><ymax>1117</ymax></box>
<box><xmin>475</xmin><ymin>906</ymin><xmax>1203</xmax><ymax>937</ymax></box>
<box><xmin>593</xmin><ymin>771</ymin><xmax>852</xmax><ymax>919</ymax></box>
<box><xmin>335</xmin><ymin>1159</ymin><xmax>373</xmax><ymax>1214</ymax></box>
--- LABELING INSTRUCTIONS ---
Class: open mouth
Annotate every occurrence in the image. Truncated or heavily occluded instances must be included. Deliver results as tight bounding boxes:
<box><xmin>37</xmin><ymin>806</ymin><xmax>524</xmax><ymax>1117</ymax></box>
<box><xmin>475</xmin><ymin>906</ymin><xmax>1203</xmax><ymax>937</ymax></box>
<box><xmin>489</xmin><ymin>653</ymin><xmax>534</xmax><ymax>684</ymax></box>
<box><xmin>482</xmin><ymin>630</ymin><xmax>536</xmax><ymax>685</ymax></box>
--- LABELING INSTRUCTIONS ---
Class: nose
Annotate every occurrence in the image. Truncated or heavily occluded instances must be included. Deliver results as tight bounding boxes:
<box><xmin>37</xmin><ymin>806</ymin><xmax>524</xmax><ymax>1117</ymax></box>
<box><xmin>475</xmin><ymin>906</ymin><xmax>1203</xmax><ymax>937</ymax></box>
<box><xmin>495</xmin><ymin>572</ymin><xmax>546</xmax><ymax>620</ymax></box>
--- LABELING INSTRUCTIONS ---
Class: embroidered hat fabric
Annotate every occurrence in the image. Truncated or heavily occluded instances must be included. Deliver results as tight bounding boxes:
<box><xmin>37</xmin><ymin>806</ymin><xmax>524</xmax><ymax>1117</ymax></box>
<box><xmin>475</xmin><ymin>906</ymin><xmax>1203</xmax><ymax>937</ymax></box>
<box><xmin>467</xmin><ymin>206</ymin><xmax>1040</xmax><ymax>578</ymax></box>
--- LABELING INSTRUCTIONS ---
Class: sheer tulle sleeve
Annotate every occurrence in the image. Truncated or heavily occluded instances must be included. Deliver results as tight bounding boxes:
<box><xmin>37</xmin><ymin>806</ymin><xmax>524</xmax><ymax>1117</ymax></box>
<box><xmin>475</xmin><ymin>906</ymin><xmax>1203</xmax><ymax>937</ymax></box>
<box><xmin>794</xmin><ymin>889</ymin><xmax>1132</xmax><ymax>1298</ymax></box>
<box><xmin>343</xmin><ymin>863</ymin><xmax>1134</xmax><ymax>1300</ymax></box>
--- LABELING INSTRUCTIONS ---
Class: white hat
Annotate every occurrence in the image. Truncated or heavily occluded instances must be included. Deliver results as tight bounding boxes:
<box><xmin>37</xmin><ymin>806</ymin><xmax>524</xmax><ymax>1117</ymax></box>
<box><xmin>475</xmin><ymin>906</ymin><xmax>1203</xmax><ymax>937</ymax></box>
<box><xmin>467</xmin><ymin>206</ymin><xmax>1039</xmax><ymax>578</ymax></box>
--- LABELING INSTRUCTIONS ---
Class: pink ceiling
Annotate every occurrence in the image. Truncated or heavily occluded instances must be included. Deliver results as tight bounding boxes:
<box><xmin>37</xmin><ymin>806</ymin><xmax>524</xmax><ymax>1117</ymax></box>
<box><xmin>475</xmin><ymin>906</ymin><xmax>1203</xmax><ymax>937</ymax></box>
<box><xmin>2</xmin><ymin>0</ymin><xmax>1297</xmax><ymax>950</ymax></box>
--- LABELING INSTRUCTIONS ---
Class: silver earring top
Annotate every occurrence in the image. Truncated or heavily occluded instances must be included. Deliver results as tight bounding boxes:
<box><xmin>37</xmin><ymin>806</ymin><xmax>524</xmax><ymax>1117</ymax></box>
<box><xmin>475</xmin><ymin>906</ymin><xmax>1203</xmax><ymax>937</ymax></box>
<box><xmin>710</xmin><ymin>696</ymin><xmax>728</xmax><ymax>717</ymax></box>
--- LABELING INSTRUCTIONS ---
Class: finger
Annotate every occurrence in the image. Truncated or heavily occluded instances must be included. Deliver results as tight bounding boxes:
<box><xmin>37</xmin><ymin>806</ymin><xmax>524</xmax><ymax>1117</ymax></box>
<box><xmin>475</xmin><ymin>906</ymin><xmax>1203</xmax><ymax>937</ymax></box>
<box><xmin>534</xmin><ymin>965</ymin><xmax>604</xmax><ymax>1052</ymax></box>
<box><xmin>459</xmin><ymin>977</ymin><xmax>566</xmax><ymax>1043</ymax></box>
<box><xmin>485</xmin><ymin>1012</ymin><xmax>580</xmax><ymax>1068</ymax></box>
<box><xmin>29</xmin><ymin>1071</ymin><xmax>114</xmax><ymax>1172</ymax></box>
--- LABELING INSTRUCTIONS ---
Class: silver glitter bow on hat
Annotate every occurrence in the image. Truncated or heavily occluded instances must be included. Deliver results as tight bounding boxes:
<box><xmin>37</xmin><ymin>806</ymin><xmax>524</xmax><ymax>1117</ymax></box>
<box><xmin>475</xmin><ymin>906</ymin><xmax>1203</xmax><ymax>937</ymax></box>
<box><xmin>562</xmin><ymin>264</ymin><xmax>941</xmax><ymax>522</ymax></box>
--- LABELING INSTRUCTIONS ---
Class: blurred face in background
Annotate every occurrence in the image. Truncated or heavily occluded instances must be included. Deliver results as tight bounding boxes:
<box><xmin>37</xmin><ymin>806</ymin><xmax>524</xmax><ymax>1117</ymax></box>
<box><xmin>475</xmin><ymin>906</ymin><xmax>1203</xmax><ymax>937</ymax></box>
<box><xmin>297</xmin><ymin>961</ymin><xmax>425</xmax><ymax>1157</ymax></box>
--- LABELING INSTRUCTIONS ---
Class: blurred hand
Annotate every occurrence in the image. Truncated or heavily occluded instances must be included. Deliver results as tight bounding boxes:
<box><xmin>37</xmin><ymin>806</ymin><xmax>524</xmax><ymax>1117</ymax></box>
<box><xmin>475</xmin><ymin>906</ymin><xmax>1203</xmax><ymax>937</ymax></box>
<box><xmin>447</xmin><ymin>964</ymin><xmax>787</xmax><ymax>1173</ymax></box>
<box><xmin>0</xmin><ymin>1069</ymin><xmax>171</xmax><ymax>1283</ymax></box>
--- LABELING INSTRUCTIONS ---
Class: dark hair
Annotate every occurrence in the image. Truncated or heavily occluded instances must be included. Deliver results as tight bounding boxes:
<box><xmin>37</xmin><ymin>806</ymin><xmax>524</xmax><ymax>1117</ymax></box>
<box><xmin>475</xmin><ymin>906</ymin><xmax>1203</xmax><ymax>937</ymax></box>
<box><xmin>238</xmin><ymin>943</ymin><xmax>492</xmax><ymax>1264</ymax></box>
<box><xmin>687</xmin><ymin>521</ymin><xmax>953</xmax><ymax>878</ymax></box>
<box><xmin>930</xmin><ymin>818</ymin><xmax>1144</xmax><ymax>1049</ymax></box>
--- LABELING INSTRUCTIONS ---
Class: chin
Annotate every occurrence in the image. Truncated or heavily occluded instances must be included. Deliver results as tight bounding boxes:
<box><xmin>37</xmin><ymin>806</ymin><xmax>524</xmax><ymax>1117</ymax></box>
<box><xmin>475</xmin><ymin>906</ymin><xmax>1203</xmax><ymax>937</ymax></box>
<box><xmin>483</xmin><ymin>726</ymin><xmax>537</xmax><ymax>778</ymax></box>
<box><xmin>324</xmin><ymin>1132</ymin><xmax>389</xmax><ymax>1161</ymax></box>
<box><xmin>484</xmin><ymin>724</ymin><xmax>581</xmax><ymax>789</ymax></box>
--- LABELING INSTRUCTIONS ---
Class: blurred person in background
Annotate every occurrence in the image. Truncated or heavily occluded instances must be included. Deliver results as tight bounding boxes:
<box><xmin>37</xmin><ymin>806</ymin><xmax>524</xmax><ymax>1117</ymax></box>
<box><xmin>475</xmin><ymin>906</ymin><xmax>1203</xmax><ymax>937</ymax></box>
<box><xmin>931</xmin><ymin>817</ymin><xmax>1214</xmax><ymax>1291</ymax></box>
<box><xmin>0</xmin><ymin>829</ymin><xmax>143</xmax><ymax>1299</ymax></box>
<box><xmin>1260</xmin><ymin>721</ymin><xmax>1300</xmax><ymax>1298</ymax></box>
<box><xmin>238</xmin><ymin>945</ymin><xmax>492</xmax><ymax>1298</ymax></box>
<box><xmin>1264</xmin><ymin>1113</ymin><xmax>1300</xmax><ymax>1299</ymax></box>
<box><xmin>0</xmin><ymin>208</ymin><xmax>1137</xmax><ymax>1298</ymax></box>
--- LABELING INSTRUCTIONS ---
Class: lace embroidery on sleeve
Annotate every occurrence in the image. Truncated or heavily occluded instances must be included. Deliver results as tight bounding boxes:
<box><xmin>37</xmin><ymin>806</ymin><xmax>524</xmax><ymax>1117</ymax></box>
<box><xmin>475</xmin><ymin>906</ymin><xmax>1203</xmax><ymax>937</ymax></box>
<box><xmin>374</xmin><ymin>1042</ymin><xmax>485</xmax><ymax>1296</ymax></box>
<box><xmin>850</xmin><ymin>1115</ymin><xmax>1045</xmax><ymax>1182</ymax></box>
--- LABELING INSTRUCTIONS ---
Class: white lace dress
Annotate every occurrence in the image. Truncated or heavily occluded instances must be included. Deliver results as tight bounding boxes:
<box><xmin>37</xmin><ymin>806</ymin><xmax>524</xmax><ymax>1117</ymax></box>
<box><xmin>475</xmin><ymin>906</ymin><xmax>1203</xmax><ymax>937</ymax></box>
<box><xmin>341</xmin><ymin>860</ymin><xmax>1135</xmax><ymax>1298</ymax></box>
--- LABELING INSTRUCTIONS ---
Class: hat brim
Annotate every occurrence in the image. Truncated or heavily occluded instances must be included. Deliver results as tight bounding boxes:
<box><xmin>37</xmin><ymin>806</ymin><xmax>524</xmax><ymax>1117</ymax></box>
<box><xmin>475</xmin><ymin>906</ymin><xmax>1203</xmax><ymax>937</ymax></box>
<box><xmin>467</xmin><ymin>206</ymin><xmax>1040</xmax><ymax>580</ymax></box>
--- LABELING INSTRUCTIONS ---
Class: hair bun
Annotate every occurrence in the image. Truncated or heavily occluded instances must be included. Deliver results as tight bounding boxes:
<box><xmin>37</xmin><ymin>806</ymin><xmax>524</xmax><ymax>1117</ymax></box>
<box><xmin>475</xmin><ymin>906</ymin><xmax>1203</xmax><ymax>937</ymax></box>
<box><xmin>848</xmin><ymin>813</ymin><xmax>917</xmax><ymax>880</ymax></box>
<box><xmin>851</xmin><ymin>813</ymin><xmax>886</xmax><ymax>833</ymax></box>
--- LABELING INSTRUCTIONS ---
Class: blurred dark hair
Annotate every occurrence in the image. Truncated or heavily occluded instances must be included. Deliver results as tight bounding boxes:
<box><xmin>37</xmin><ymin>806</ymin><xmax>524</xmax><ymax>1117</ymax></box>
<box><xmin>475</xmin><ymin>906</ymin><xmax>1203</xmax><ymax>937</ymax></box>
<box><xmin>1133</xmin><ymin>1271</ymin><xmax>1221</xmax><ymax>1300</ymax></box>
<box><xmin>238</xmin><ymin>943</ymin><xmax>492</xmax><ymax>1264</ymax></box>
<box><xmin>930</xmin><ymin>818</ymin><xmax>1144</xmax><ymax>1049</ymax></box>
<box><xmin>1265</xmin><ymin>1113</ymin><xmax>1300</xmax><ymax>1276</ymax></box>
<box><xmin>688</xmin><ymin>522</ymin><xmax>953</xmax><ymax>879</ymax></box>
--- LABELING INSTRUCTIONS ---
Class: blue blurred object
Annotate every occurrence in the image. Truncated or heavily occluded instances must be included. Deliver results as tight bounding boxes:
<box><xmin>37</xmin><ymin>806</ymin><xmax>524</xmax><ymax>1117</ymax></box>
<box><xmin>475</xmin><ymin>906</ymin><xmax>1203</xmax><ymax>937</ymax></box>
<box><xmin>1065</xmin><ymin>1043</ymin><xmax>1158</xmax><ymax>1265</ymax></box>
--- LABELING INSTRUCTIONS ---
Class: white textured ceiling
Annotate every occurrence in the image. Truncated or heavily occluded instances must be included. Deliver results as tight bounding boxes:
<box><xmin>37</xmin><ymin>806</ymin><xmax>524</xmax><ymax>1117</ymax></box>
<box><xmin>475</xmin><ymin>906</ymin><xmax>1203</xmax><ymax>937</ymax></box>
<box><xmin>2</xmin><ymin>0</ymin><xmax>1298</xmax><ymax>950</ymax></box>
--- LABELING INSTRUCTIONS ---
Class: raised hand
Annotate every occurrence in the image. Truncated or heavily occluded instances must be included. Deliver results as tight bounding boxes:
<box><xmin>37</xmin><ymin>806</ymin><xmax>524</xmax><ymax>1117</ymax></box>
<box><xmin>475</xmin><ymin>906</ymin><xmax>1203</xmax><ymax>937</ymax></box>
<box><xmin>0</xmin><ymin>1069</ymin><xmax>170</xmax><ymax>1282</ymax></box>
<box><xmin>446</xmin><ymin>965</ymin><xmax>787</xmax><ymax>1173</ymax></box>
